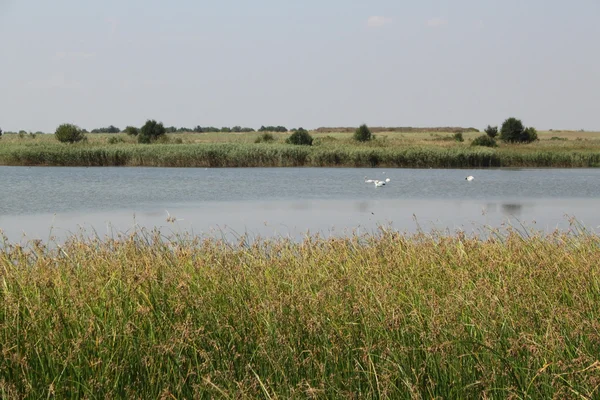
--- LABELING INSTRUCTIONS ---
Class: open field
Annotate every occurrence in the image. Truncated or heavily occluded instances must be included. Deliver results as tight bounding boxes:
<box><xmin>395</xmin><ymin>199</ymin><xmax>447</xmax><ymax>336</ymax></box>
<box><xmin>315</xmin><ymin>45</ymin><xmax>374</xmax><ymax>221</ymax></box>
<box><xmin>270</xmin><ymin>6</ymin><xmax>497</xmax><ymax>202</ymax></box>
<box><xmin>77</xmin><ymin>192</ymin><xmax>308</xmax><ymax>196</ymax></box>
<box><xmin>1</xmin><ymin>227</ymin><xmax>600</xmax><ymax>398</ymax></box>
<box><xmin>1</xmin><ymin>129</ymin><xmax>600</xmax><ymax>167</ymax></box>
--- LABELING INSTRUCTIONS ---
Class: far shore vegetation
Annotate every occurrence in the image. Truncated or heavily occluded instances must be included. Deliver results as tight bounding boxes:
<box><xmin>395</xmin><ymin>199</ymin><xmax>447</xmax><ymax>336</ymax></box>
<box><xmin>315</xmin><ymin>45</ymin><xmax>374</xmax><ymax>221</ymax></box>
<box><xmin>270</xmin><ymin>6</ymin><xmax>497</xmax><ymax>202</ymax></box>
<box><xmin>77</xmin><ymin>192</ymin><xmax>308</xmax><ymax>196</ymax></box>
<box><xmin>1</xmin><ymin>119</ymin><xmax>599</xmax><ymax>168</ymax></box>
<box><xmin>1</xmin><ymin>225</ymin><xmax>600</xmax><ymax>398</ymax></box>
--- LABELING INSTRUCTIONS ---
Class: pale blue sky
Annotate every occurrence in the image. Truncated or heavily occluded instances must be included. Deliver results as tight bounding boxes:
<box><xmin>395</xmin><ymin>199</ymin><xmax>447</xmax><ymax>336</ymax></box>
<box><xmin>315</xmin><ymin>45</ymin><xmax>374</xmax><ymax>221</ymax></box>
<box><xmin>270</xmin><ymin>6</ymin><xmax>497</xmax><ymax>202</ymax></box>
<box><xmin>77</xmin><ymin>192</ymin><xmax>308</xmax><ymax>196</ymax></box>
<box><xmin>1</xmin><ymin>0</ymin><xmax>598</xmax><ymax>132</ymax></box>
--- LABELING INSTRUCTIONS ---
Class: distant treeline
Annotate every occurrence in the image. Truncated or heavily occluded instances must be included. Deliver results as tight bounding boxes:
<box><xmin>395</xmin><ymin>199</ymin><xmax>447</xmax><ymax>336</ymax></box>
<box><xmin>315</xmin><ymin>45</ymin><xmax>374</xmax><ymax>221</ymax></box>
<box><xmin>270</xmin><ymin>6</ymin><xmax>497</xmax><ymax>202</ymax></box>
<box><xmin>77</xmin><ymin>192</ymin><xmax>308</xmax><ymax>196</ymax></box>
<box><xmin>88</xmin><ymin>125</ymin><xmax>278</xmax><ymax>133</ymax></box>
<box><xmin>315</xmin><ymin>127</ymin><xmax>480</xmax><ymax>133</ymax></box>
<box><xmin>84</xmin><ymin>125</ymin><xmax>293</xmax><ymax>133</ymax></box>
<box><xmin>2</xmin><ymin>124</ymin><xmax>486</xmax><ymax>135</ymax></box>
<box><xmin>2</xmin><ymin>125</ymin><xmax>483</xmax><ymax>135</ymax></box>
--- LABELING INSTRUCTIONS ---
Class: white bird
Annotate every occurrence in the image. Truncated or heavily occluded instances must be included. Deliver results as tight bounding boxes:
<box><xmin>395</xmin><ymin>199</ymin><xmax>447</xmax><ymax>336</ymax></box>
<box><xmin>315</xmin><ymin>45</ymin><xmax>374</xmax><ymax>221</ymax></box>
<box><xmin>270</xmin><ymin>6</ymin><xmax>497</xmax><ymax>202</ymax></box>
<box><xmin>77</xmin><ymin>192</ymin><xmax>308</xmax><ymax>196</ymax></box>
<box><xmin>373</xmin><ymin>178</ymin><xmax>391</xmax><ymax>187</ymax></box>
<box><xmin>364</xmin><ymin>176</ymin><xmax>375</xmax><ymax>183</ymax></box>
<box><xmin>165</xmin><ymin>210</ymin><xmax>184</xmax><ymax>223</ymax></box>
<box><xmin>466</xmin><ymin>175</ymin><xmax>474</xmax><ymax>181</ymax></box>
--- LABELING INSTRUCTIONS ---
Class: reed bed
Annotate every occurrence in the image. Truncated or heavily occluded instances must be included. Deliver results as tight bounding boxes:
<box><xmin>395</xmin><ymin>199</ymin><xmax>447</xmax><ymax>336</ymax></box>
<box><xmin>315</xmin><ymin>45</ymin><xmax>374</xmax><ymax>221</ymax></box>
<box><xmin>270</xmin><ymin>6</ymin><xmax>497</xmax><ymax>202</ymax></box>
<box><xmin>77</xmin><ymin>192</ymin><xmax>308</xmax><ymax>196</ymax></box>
<box><xmin>1</xmin><ymin>227</ymin><xmax>600</xmax><ymax>398</ymax></box>
<box><xmin>1</xmin><ymin>142</ymin><xmax>600</xmax><ymax>168</ymax></box>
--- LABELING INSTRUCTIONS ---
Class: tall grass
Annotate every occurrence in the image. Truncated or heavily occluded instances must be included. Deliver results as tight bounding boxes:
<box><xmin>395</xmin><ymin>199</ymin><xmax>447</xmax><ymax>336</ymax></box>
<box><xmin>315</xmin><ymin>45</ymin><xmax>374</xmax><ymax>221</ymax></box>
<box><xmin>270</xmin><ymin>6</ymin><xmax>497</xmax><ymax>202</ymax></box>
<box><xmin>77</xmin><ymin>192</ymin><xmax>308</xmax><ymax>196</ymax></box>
<box><xmin>1</xmin><ymin>142</ymin><xmax>600</xmax><ymax>167</ymax></box>
<box><xmin>1</xmin><ymin>227</ymin><xmax>600</xmax><ymax>398</ymax></box>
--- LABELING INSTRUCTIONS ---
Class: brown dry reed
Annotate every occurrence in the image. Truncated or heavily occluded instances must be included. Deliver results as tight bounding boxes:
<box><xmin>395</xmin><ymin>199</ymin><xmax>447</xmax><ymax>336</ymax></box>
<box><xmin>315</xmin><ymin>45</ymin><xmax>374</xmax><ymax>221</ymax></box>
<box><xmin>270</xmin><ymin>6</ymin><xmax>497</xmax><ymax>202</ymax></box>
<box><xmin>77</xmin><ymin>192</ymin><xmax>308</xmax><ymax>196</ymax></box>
<box><xmin>1</xmin><ymin>225</ymin><xmax>600</xmax><ymax>399</ymax></box>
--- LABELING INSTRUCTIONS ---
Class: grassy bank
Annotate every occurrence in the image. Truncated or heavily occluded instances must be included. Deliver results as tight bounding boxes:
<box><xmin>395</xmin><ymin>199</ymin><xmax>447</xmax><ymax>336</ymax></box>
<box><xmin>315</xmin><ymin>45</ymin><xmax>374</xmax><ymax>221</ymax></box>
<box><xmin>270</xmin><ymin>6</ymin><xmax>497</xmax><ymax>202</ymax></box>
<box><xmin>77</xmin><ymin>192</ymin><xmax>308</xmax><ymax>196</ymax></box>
<box><xmin>1</xmin><ymin>129</ymin><xmax>600</xmax><ymax>167</ymax></box>
<box><xmin>1</xmin><ymin>228</ymin><xmax>600</xmax><ymax>398</ymax></box>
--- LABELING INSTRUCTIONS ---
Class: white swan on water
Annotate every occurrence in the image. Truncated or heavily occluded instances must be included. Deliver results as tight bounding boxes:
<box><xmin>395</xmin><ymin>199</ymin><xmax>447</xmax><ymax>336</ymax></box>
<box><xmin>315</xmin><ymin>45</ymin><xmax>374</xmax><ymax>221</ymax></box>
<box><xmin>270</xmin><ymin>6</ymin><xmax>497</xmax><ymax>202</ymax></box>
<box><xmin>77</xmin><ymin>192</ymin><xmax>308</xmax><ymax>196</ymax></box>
<box><xmin>373</xmin><ymin>178</ymin><xmax>391</xmax><ymax>187</ymax></box>
<box><xmin>466</xmin><ymin>175</ymin><xmax>474</xmax><ymax>181</ymax></box>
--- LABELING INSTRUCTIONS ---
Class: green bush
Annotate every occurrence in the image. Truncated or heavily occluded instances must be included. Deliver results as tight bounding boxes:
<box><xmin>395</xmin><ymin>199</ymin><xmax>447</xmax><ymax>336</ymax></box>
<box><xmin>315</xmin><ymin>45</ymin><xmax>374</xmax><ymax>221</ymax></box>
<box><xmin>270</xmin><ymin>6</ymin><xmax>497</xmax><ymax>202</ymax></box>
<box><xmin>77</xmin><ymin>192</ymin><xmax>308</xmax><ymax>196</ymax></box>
<box><xmin>500</xmin><ymin>118</ymin><xmax>537</xmax><ymax>143</ymax></box>
<box><xmin>453</xmin><ymin>132</ymin><xmax>464</xmax><ymax>142</ymax></box>
<box><xmin>285</xmin><ymin>128</ymin><xmax>313</xmax><ymax>146</ymax></box>
<box><xmin>255</xmin><ymin>133</ymin><xmax>275</xmax><ymax>143</ymax></box>
<box><xmin>55</xmin><ymin>123</ymin><xmax>86</xmax><ymax>143</ymax></box>
<box><xmin>354</xmin><ymin>124</ymin><xmax>373</xmax><ymax>142</ymax></box>
<box><xmin>471</xmin><ymin>135</ymin><xmax>497</xmax><ymax>147</ymax></box>
<box><xmin>107</xmin><ymin>136</ymin><xmax>125</xmax><ymax>144</ymax></box>
<box><xmin>125</xmin><ymin>126</ymin><xmax>139</xmax><ymax>136</ymax></box>
<box><xmin>484</xmin><ymin>125</ymin><xmax>498</xmax><ymax>138</ymax></box>
<box><xmin>138</xmin><ymin>120</ymin><xmax>166</xmax><ymax>144</ymax></box>
<box><xmin>523</xmin><ymin>127</ymin><xmax>538</xmax><ymax>143</ymax></box>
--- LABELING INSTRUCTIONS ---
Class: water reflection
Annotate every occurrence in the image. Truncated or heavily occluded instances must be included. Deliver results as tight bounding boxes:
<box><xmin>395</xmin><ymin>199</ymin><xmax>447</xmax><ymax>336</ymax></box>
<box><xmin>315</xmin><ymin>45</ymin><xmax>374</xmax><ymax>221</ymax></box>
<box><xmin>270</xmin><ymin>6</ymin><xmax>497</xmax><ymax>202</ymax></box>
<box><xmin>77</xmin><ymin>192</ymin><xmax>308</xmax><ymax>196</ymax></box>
<box><xmin>0</xmin><ymin>198</ymin><xmax>597</xmax><ymax>245</ymax></box>
<box><xmin>501</xmin><ymin>203</ymin><xmax>523</xmax><ymax>216</ymax></box>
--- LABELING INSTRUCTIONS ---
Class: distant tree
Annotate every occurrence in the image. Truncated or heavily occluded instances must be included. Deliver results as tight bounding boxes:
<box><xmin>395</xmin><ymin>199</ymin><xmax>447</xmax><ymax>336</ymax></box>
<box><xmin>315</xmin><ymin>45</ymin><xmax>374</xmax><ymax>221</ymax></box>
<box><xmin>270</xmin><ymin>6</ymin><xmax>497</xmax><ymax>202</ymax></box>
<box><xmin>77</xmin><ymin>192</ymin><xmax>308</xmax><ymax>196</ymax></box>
<box><xmin>259</xmin><ymin>125</ymin><xmax>288</xmax><ymax>132</ymax></box>
<box><xmin>125</xmin><ymin>126</ymin><xmax>139</xmax><ymax>136</ymax></box>
<box><xmin>499</xmin><ymin>117</ymin><xmax>537</xmax><ymax>143</ymax></box>
<box><xmin>286</xmin><ymin>128</ymin><xmax>313</xmax><ymax>146</ymax></box>
<box><xmin>0</xmin><ymin>127</ymin><xmax>2</xmax><ymax>137</ymax></box>
<box><xmin>194</xmin><ymin>126</ymin><xmax>220</xmax><ymax>133</ymax></box>
<box><xmin>107</xmin><ymin>125</ymin><xmax>120</xmax><ymax>133</ymax></box>
<box><xmin>231</xmin><ymin>126</ymin><xmax>242</xmax><ymax>132</ymax></box>
<box><xmin>471</xmin><ymin>135</ymin><xmax>497</xmax><ymax>147</ymax></box>
<box><xmin>138</xmin><ymin>120</ymin><xmax>166</xmax><ymax>144</ymax></box>
<box><xmin>240</xmin><ymin>127</ymin><xmax>255</xmax><ymax>132</ymax></box>
<box><xmin>221</xmin><ymin>127</ymin><xmax>231</xmax><ymax>133</ymax></box>
<box><xmin>354</xmin><ymin>124</ymin><xmax>373</xmax><ymax>142</ymax></box>
<box><xmin>484</xmin><ymin>125</ymin><xmax>498</xmax><ymax>138</ymax></box>
<box><xmin>164</xmin><ymin>126</ymin><xmax>177</xmax><ymax>133</ymax></box>
<box><xmin>55</xmin><ymin>123</ymin><xmax>86</xmax><ymax>143</ymax></box>
<box><xmin>91</xmin><ymin>125</ymin><xmax>120</xmax><ymax>133</ymax></box>
<box><xmin>453</xmin><ymin>132</ymin><xmax>464</xmax><ymax>142</ymax></box>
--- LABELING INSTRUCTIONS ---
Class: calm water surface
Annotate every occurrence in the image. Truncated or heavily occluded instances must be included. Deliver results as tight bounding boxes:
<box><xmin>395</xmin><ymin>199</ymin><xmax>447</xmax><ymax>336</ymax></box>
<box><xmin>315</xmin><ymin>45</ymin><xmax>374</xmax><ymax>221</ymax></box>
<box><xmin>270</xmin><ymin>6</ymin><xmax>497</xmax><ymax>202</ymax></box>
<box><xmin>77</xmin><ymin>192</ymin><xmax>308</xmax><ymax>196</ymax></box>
<box><xmin>1</xmin><ymin>166</ymin><xmax>599</xmax><ymax>242</ymax></box>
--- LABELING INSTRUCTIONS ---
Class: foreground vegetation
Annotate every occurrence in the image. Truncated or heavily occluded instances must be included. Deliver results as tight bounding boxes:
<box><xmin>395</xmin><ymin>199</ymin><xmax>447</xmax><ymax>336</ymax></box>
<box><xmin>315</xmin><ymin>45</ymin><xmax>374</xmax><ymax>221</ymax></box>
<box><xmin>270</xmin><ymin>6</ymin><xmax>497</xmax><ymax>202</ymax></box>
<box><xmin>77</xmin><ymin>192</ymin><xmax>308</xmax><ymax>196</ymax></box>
<box><xmin>1</xmin><ymin>226</ymin><xmax>599</xmax><ymax>398</ymax></box>
<box><xmin>1</xmin><ymin>128</ymin><xmax>600</xmax><ymax>167</ymax></box>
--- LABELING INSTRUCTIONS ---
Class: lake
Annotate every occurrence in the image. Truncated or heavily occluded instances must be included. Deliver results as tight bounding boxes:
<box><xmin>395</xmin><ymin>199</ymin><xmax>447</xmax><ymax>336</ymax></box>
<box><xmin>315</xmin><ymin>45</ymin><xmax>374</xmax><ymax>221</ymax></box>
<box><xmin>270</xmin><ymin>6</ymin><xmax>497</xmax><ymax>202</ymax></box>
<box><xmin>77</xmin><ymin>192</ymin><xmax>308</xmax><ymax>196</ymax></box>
<box><xmin>1</xmin><ymin>166</ymin><xmax>599</xmax><ymax>243</ymax></box>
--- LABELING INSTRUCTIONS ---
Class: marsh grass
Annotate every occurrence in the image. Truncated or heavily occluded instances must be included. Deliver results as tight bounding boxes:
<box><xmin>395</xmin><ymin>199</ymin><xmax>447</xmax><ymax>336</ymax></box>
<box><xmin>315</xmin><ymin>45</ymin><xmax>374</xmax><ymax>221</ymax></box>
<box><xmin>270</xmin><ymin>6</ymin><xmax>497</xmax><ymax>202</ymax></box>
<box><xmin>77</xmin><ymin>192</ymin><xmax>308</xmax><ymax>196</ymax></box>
<box><xmin>1</xmin><ymin>226</ymin><xmax>600</xmax><ymax>398</ymax></box>
<box><xmin>1</xmin><ymin>130</ymin><xmax>600</xmax><ymax>167</ymax></box>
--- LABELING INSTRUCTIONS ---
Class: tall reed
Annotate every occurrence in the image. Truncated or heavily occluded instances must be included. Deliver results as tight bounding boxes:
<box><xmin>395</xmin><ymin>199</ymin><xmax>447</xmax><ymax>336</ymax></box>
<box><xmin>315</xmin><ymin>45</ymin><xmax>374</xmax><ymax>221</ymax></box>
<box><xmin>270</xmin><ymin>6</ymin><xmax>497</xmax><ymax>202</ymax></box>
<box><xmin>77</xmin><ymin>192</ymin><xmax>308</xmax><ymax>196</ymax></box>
<box><xmin>1</xmin><ymin>227</ymin><xmax>600</xmax><ymax>398</ymax></box>
<box><xmin>1</xmin><ymin>142</ymin><xmax>600</xmax><ymax>167</ymax></box>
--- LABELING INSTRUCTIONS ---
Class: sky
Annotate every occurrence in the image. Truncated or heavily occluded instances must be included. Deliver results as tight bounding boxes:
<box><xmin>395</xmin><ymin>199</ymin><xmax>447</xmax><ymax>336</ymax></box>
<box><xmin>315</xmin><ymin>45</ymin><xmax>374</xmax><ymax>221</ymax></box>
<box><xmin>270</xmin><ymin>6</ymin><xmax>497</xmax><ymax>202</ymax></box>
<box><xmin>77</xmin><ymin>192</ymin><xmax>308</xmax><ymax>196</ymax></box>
<box><xmin>0</xmin><ymin>0</ymin><xmax>598</xmax><ymax>132</ymax></box>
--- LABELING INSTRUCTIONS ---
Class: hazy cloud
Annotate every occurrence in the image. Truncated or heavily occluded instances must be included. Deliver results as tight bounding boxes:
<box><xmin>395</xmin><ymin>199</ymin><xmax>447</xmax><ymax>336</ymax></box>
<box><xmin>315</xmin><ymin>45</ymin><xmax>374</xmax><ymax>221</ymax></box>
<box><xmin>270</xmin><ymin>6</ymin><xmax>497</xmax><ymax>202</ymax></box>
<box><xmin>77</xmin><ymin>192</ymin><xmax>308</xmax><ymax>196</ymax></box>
<box><xmin>25</xmin><ymin>74</ymin><xmax>82</xmax><ymax>90</ymax></box>
<box><xmin>54</xmin><ymin>51</ymin><xmax>96</xmax><ymax>61</ymax></box>
<box><xmin>367</xmin><ymin>16</ymin><xmax>392</xmax><ymax>28</ymax></box>
<box><xmin>426</xmin><ymin>17</ymin><xmax>448</xmax><ymax>28</ymax></box>
<box><xmin>106</xmin><ymin>17</ymin><xmax>118</xmax><ymax>36</ymax></box>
